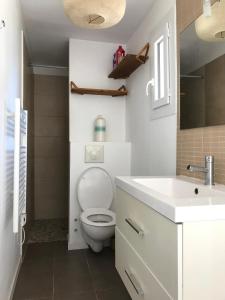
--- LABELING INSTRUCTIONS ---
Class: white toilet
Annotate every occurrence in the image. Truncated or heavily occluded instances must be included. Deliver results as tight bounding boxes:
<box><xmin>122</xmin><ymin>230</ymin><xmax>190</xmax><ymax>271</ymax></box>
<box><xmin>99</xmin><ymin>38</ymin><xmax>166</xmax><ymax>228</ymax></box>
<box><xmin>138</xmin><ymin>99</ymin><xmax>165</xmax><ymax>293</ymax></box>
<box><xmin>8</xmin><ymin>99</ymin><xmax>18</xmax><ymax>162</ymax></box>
<box><xmin>77</xmin><ymin>167</ymin><xmax>116</xmax><ymax>253</ymax></box>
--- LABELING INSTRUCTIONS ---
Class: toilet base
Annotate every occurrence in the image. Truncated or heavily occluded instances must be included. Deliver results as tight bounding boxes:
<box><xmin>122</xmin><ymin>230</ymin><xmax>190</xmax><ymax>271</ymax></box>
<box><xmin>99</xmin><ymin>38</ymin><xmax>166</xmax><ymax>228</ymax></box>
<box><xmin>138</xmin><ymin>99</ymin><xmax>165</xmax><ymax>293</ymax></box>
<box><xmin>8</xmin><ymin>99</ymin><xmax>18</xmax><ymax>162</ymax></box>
<box><xmin>82</xmin><ymin>230</ymin><xmax>104</xmax><ymax>253</ymax></box>
<box><xmin>88</xmin><ymin>240</ymin><xmax>103</xmax><ymax>253</ymax></box>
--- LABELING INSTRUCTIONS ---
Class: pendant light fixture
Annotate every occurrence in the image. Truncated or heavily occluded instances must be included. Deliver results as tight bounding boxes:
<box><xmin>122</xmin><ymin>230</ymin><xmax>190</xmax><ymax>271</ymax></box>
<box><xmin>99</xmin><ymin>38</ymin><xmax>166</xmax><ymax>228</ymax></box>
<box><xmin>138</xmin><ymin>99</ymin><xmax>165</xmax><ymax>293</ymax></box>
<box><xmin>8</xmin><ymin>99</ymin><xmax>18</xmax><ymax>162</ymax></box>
<box><xmin>63</xmin><ymin>0</ymin><xmax>126</xmax><ymax>29</ymax></box>
<box><xmin>195</xmin><ymin>0</ymin><xmax>225</xmax><ymax>42</ymax></box>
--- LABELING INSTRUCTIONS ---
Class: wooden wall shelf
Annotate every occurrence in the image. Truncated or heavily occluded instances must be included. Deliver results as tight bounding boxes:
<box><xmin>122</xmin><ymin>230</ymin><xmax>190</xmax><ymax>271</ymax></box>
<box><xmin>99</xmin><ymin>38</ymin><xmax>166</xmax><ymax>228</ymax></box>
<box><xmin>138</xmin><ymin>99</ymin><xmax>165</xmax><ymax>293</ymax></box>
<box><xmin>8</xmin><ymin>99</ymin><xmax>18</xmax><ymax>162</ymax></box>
<box><xmin>70</xmin><ymin>81</ymin><xmax>128</xmax><ymax>97</ymax></box>
<box><xmin>108</xmin><ymin>43</ymin><xmax>150</xmax><ymax>79</ymax></box>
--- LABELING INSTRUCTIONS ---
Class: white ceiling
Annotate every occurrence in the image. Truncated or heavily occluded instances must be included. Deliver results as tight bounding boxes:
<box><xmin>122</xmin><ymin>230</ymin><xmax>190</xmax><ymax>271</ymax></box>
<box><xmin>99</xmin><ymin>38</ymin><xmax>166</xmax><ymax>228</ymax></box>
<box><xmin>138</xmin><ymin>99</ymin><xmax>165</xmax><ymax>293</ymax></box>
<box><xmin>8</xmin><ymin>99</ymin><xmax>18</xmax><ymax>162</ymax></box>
<box><xmin>20</xmin><ymin>0</ymin><xmax>154</xmax><ymax>67</ymax></box>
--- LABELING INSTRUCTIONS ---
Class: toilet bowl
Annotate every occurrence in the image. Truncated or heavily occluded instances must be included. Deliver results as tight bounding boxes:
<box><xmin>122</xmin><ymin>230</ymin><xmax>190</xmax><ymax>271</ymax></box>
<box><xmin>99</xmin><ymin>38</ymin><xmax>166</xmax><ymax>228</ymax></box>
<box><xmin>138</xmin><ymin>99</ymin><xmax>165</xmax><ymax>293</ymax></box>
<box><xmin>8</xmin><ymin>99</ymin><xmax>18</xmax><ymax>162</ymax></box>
<box><xmin>77</xmin><ymin>167</ymin><xmax>116</xmax><ymax>253</ymax></box>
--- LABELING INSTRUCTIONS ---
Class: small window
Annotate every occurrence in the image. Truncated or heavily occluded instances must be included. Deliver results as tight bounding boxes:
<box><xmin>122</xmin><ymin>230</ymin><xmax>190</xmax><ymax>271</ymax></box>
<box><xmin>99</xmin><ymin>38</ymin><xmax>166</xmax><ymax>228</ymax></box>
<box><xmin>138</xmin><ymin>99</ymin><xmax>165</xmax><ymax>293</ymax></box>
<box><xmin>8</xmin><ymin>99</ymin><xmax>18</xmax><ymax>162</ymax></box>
<box><xmin>152</xmin><ymin>23</ymin><xmax>170</xmax><ymax>109</ymax></box>
<box><xmin>154</xmin><ymin>35</ymin><xmax>165</xmax><ymax>101</ymax></box>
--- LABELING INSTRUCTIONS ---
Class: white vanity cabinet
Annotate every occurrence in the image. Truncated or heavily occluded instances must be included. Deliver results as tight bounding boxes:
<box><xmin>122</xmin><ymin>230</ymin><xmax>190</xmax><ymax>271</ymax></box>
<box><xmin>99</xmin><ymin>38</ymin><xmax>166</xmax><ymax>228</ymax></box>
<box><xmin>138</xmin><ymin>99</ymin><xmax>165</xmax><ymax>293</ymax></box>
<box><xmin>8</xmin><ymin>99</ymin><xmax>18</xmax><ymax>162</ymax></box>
<box><xmin>115</xmin><ymin>187</ymin><xmax>225</xmax><ymax>300</ymax></box>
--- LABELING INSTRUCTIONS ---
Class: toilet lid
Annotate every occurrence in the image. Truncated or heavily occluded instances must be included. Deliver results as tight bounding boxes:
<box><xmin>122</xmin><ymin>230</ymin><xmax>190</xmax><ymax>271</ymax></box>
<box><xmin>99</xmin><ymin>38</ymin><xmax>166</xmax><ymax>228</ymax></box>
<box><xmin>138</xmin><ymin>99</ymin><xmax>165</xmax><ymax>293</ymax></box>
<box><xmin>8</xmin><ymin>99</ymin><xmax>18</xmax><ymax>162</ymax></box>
<box><xmin>77</xmin><ymin>167</ymin><xmax>114</xmax><ymax>210</ymax></box>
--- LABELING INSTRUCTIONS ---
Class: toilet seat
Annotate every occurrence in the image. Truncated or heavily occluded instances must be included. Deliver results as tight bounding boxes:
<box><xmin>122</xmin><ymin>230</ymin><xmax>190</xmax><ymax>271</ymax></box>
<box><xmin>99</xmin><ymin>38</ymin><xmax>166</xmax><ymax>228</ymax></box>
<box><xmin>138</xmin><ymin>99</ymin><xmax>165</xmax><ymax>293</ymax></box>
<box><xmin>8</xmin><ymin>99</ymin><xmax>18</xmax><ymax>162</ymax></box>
<box><xmin>81</xmin><ymin>208</ymin><xmax>116</xmax><ymax>227</ymax></box>
<box><xmin>77</xmin><ymin>167</ymin><xmax>114</xmax><ymax>210</ymax></box>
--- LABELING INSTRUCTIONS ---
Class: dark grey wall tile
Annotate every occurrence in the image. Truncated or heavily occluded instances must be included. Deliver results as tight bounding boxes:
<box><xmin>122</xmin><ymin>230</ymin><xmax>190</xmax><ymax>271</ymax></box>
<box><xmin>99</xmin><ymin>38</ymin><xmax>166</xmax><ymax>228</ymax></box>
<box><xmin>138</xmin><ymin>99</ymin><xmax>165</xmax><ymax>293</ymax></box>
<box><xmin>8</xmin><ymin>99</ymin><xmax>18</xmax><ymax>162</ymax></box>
<box><xmin>34</xmin><ymin>75</ymin><xmax>68</xmax><ymax>220</ymax></box>
<box><xmin>34</xmin><ymin>176</ymin><xmax>68</xmax><ymax>198</ymax></box>
<box><xmin>35</xmin><ymin>116</ymin><xmax>67</xmax><ymax>137</ymax></box>
<box><xmin>34</xmin><ymin>158</ymin><xmax>68</xmax><ymax>180</ymax></box>
<box><xmin>34</xmin><ymin>137</ymin><xmax>68</xmax><ymax>158</ymax></box>
<box><xmin>34</xmin><ymin>195</ymin><xmax>68</xmax><ymax>219</ymax></box>
<box><xmin>34</xmin><ymin>94</ymin><xmax>68</xmax><ymax>117</ymax></box>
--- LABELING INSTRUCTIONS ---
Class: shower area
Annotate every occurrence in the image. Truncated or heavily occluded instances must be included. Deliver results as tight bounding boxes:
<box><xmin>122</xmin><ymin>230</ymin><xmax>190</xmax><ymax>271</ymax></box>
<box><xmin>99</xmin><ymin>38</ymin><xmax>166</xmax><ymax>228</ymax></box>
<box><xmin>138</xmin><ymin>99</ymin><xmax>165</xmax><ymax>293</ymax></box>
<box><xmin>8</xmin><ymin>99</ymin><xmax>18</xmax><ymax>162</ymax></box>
<box><xmin>23</xmin><ymin>43</ymin><xmax>69</xmax><ymax>244</ymax></box>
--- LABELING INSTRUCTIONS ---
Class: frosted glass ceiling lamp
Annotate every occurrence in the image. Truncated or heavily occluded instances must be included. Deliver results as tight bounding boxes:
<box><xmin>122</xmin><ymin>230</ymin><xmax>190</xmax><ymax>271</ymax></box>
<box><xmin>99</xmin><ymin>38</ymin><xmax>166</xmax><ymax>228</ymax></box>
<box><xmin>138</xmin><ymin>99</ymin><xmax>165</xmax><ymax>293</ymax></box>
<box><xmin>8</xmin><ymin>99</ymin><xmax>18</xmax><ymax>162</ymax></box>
<box><xmin>195</xmin><ymin>0</ymin><xmax>225</xmax><ymax>42</ymax></box>
<box><xmin>63</xmin><ymin>0</ymin><xmax>126</xmax><ymax>29</ymax></box>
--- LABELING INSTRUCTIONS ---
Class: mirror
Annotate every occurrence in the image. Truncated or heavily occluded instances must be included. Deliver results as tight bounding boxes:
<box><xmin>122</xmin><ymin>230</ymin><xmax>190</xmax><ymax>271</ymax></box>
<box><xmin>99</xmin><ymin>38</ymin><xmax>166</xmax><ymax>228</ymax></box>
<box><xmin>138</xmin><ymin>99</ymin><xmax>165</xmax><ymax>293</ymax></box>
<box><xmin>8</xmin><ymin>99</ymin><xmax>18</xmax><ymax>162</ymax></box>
<box><xmin>180</xmin><ymin>21</ymin><xmax>225</xmax><ymax>130</ymax></box>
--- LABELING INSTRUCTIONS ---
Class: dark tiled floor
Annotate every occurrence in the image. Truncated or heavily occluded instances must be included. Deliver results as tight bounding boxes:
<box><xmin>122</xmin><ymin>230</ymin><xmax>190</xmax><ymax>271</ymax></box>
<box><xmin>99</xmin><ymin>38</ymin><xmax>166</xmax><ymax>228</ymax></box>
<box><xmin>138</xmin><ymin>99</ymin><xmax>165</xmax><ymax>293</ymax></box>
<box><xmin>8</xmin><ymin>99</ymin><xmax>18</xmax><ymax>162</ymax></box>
<box><xmin>13</xmin><ymin>242</ymin><xmax>131</xmax><ymax>300</ymax></box>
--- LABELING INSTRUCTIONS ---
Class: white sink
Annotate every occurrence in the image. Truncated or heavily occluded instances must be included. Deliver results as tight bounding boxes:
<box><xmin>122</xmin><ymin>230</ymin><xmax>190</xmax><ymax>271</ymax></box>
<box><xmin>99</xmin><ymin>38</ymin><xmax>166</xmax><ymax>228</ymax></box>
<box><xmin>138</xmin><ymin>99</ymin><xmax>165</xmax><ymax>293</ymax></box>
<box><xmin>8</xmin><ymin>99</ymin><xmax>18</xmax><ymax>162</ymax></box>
<box><xmin>115</xmin><ymin>176</ymin><xmax>225</xmax><ymax>223</ymax></box>
<box><xmin>133</xmin><ymin>177</ymin><xmax>225</xmax><ymax>199</ymax></box>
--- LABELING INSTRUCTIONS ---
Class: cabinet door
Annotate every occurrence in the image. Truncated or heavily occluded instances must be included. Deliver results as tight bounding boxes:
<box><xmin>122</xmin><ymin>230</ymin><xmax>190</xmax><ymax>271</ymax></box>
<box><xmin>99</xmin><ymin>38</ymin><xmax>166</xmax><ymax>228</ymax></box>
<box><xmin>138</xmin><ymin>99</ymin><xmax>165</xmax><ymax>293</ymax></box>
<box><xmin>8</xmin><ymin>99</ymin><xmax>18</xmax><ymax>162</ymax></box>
<box><xmin>116</xmin><ymin>228</ymin><xmax>171</xmax><ymax>300</ymax></box>
<box><xmin>183</xmin><ymin>221</ymin><xmax>225</xmax><ymax>300</ymax></box>
<box><xmin>116</xmin><ymin>188</ymin><xmax>182</xmax><ymax>300</ymax></box>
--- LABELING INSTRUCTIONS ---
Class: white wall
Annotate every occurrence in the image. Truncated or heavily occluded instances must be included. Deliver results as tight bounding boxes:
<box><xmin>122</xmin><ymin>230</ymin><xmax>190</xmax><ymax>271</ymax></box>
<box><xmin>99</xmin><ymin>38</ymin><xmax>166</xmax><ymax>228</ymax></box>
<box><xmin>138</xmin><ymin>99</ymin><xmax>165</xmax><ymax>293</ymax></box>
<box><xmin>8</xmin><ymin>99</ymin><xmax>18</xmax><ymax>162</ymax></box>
<box><xmin>69</xmin><ymin>39</ymin><xmax>126</xmax><ymax>142</ymax></box>
<box><xmin>0</xmin><ymin>0</ymin><xmax>23</xmax><ymax>299</ymax></box>
<box><xmin>68</xmin><ymin>39</ymin><xmax>131</xmax><ymax>249</ymax></box>
<box><xmin>126</xmin><ymin>0</ymin><xmax>177</xmax><ymax>176</ymax></box>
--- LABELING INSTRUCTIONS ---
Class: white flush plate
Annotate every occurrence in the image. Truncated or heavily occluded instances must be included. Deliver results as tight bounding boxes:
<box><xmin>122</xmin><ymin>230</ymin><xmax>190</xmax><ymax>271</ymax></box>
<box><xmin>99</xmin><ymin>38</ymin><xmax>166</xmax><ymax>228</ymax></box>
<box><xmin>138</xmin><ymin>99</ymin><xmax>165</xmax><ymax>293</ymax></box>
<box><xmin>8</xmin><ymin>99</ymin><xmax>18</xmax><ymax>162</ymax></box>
<box><xmin>85</xmin><ymin>144</ymin><xmax>104</xmax><ymax>163</ymax></box>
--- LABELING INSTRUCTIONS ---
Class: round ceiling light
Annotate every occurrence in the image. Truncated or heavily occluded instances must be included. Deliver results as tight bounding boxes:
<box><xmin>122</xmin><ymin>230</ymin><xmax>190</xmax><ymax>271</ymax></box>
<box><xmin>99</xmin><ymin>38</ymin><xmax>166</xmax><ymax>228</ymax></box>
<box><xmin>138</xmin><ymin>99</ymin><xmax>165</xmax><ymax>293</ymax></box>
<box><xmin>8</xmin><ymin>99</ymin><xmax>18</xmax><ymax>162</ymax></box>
<box><xmin>63</xmin><ymin>0</ymin><xmax>126</xmax><ymax>29</ymax></box>
<box><xmin>195</xmin><ymin>0</ymin><xmax>225</xmax><ymax>42</ymax></box>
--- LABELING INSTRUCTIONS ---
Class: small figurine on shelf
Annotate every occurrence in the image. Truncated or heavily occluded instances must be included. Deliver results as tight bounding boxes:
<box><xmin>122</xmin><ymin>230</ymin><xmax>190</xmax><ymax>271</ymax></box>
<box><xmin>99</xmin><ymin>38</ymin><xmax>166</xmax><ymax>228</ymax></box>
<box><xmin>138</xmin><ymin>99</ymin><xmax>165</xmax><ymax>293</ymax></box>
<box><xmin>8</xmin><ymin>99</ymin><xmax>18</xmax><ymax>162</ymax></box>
<box><xmin>115</xmin><ymin>45</ymin><xmax>125</xmax><ymax>66</ymax></box>
<box><xmin>113</xmin><ymin>53</ymin><xmax>117</xmax><ymax>69</ymax></box>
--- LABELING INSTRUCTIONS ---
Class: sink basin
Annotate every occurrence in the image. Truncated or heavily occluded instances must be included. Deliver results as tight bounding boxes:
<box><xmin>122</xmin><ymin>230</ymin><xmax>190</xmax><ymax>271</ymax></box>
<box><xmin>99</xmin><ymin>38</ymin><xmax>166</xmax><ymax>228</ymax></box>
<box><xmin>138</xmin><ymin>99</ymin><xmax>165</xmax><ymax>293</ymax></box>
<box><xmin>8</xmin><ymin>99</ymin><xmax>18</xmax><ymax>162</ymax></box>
<box><xmin>133</xmin><ymin>177</ymin><xmax>224</xmax><ymax>198</ymax></box>
<box><xmin>115</xmin><ymin>176</ymin><xmax>225</xmax><ymax>223</ymax></box>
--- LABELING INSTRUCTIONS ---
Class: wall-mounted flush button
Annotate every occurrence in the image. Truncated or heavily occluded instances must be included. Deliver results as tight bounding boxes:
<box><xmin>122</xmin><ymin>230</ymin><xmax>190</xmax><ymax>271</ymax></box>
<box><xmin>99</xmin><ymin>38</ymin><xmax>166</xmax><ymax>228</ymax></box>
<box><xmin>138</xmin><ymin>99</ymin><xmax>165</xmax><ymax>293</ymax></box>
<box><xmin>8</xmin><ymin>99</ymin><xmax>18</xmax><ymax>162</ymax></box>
<box><xmin>85</xmin><ymin>144</ymin><xmax>104</xmax><ymax>163</ymax></box>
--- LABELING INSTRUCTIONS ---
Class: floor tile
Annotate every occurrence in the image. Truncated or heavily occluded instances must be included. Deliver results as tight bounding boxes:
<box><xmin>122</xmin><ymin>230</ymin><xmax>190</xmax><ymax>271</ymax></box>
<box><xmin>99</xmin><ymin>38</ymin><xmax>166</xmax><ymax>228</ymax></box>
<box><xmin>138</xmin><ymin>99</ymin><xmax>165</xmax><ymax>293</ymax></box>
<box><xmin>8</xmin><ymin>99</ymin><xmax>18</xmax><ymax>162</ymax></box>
<box><xmin>20</xmin><ymin>257</ymin><xmax>52</xmax><ymax>276</ymax></box>
<box><xmin>96</xmin><ymin>287</ymin><xmax>131</xmax><ymax>300</ymax></box>
<box><xmin>13</xmin><ymin>271</ymin><xmax>53</xmax><ymax>300</ymax></box>
<box><xmin>24</xmin><ymin>243</ymin><xmax>53</xmax><ymax>262</ymax></box>
<box><xmin>53</xmin><ymin>243</ymin><xmax>93</xmax><ymax>294</ymax></box>
<box><xmin>85</xmin><ymin>248</ymin><xmax>115</xmax><ymax>276</ymax></box>
<box><xmin>91</xmin><ymin>269</ymin><xmax>125</xmax><ymax>291</ymax></box>
<box><xmin>53</xmin><ymin>248</ymin><xmax>89</xmax><ymax>277</ymax></box>
<box><xmin>13</xmin><ymin>243</ymin><xmax>129</xmax><ymax>300</ymax></box>
<box><xmin>53</xmin><ymin>242</ymin><xmax>85</xmax><ymax>261</ymax></box>
<box><xmin>54</xmin><ymin>290</ymin><xmax>97</xmax><ymax>300</ymax></box>
<box><xmin>13</xmin><ymin>244</ymin><xmax>54</xmax><ymax>300</ymax></box>
<box><xmin>85</xmin><ymin>247</ymin><xmax>124</xmax><ymax>291</ymax></box>
<box><xmin>18</xmin><ymin>298</ymin><xmax>52</xmax><ymax>300</ymax></box>
<box><xmin>54</xmin><ymin>272</ymin><xmax>93</xmax><ymax>295</ymax></box>
<box><xmin>52</xmin><ymin>241</ymin><xmax>68</xmax><ymax>258</ymax></box>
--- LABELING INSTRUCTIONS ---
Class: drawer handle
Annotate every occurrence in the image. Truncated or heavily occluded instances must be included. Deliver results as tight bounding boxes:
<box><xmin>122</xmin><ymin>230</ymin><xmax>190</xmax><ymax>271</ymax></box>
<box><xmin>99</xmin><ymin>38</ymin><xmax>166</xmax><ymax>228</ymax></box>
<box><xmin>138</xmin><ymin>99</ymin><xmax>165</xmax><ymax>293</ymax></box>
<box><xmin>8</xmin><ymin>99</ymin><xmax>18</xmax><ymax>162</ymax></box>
<box><xmin>125</xmin><ymin>218</ymin><xmax>144</xmax><ymax>238</ymax></box>
<box><xmin>125</xmin><ymin>269</ymin><xmax>144</xmax><ymax>296</ymax></box>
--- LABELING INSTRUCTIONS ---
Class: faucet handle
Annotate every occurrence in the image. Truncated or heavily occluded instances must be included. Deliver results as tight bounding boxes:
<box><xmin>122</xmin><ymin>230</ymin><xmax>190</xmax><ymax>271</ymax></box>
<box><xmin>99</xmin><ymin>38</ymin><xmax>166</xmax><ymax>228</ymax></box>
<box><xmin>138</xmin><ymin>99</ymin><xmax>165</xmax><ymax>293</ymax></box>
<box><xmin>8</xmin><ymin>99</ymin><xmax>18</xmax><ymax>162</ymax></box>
<box><xmin>205</xmin><ymin>155</ymin><xmax>214</xmax><ymax>163</ymax></box>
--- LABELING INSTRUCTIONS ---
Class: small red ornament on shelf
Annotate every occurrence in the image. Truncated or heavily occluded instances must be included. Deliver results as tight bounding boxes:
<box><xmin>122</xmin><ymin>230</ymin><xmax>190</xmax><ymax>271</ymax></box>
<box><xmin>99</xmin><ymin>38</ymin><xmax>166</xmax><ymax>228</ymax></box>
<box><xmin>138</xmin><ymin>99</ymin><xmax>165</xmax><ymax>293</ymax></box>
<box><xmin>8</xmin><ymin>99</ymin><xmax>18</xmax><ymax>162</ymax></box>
<box><xmin>114</xmin><ymin>45</ymin><xmax>125</xmax><ymax>68</ymax></box>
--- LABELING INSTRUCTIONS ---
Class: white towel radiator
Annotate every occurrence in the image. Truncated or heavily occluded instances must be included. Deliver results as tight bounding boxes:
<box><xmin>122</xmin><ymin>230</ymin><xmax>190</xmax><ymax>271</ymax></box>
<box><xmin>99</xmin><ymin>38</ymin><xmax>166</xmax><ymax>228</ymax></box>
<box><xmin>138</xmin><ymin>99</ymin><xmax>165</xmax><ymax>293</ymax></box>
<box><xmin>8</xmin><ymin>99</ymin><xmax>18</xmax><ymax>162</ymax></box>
<box><xmin>13</xmin><ymin>98</ymin><xmax>28</xmax><ymax>234</ymax></box>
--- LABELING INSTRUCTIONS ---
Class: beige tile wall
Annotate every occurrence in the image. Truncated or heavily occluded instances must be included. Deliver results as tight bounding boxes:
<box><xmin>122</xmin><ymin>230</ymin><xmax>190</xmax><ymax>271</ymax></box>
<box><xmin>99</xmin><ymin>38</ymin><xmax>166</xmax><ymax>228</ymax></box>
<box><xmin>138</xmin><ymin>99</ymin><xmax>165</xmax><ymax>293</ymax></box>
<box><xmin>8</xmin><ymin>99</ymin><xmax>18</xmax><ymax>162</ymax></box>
<box><xmin>177</xmin><ymin>127</ymin><xmax>225</xmax><ymax>183</ymax></box>
<box><xmin>34</xmin><ymin>75</ymin><xmax>69</xmax><ymax>219</ymax></box>
<box><xmin>176</xmin><ymin>0</ymin><xmax>225</xmax><ymax>185</ymax></box>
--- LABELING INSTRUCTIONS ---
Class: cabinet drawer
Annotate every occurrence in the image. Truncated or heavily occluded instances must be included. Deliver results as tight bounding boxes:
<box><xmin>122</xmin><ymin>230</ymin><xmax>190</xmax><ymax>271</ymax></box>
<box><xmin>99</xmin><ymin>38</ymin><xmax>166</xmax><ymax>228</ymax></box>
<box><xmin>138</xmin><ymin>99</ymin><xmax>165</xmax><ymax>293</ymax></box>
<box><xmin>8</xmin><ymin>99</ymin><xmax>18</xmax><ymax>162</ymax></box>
<box><xmin>116</xmin><ymin>228</ymin><xmax>171</xmax><ymax>300</ymax></box>
<box><xmin>116</xmin><ymin>188</ymin><xmax>182</xmax><ymax>299</ymax></box>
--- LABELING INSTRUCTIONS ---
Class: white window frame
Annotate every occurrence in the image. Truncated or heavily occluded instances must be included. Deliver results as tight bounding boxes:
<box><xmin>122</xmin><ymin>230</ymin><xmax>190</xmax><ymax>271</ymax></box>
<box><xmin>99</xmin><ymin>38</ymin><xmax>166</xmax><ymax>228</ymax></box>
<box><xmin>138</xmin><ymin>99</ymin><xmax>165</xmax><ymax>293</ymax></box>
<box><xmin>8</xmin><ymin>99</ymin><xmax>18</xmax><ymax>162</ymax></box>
<box><xmin>152</xmin><ymin>22</ymin><xmax>171</xmax><ymax>110</ymax></box>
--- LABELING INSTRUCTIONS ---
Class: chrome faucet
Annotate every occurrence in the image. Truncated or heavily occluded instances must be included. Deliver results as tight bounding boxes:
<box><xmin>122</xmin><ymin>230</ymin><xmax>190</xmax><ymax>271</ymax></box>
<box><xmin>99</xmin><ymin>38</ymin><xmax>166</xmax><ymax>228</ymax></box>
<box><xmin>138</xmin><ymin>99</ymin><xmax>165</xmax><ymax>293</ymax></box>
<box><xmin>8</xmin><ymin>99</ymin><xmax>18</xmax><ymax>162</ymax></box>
<box><xmin>187</xmin><ymin>155</ymin><xmax>214</xmax><ymax>186</ymax></box>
